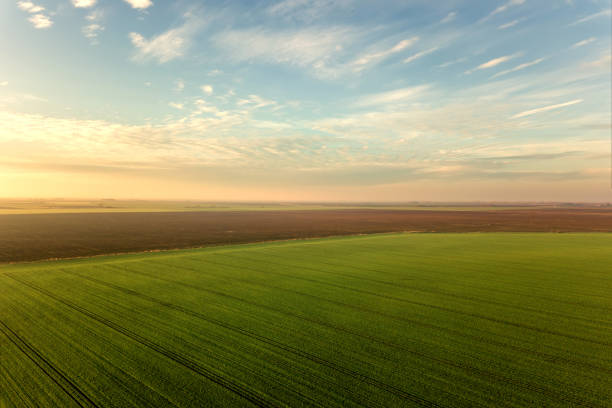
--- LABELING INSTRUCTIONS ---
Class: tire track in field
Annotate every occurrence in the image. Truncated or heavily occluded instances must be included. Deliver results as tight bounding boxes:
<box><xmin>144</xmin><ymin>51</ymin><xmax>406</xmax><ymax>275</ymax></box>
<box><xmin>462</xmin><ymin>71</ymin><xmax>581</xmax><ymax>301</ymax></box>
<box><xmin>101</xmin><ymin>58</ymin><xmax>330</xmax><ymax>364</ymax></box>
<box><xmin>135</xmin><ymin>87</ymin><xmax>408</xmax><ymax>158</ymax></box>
<box><xmin>54</xmin><ymin>269</ymin><xmax>443</xmax><ymax>408</ymax></box>
<box><xmin>189</xmin><ymin>256</ymin><xmax>612</xmax><ymax>347</ymax></box>
<box><xmin>90</xmin><ymin>265</ymin><xmax>486</xmax><ymax>407</ymax></box>
<box><xmin>0</xmin><ymin>319</ymin><xmax>100</xmax><ymax>408</ymax></box>
<box><xmin>5</xmin><ymin>274</ymin><xmax>280</xmax><ymax>408</ymax></box>
<box><xmin>123</xmin><ymin>260</ymin><xmax>612</xmax><ymax>375</ymax></box>
<box><xmin>106</xmin><ymin>262</ymin><xmax>607</xmax><ymax>407</ymax></box>
<box><xmin>228</xmin><ymin>252</ymin><xmax>612</xmax><ymax>329</ymax></box>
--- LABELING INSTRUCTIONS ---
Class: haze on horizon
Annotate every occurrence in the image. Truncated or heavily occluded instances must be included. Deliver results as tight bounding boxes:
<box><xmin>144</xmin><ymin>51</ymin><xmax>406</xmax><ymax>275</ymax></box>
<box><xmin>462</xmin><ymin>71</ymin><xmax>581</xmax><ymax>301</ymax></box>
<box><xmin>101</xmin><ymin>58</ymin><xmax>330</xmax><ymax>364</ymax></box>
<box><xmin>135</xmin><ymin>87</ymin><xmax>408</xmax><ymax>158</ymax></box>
<box><xmin>1</xmin><ymin>0</ymin><xmax>611</xmax><ymax>202</ymax></box>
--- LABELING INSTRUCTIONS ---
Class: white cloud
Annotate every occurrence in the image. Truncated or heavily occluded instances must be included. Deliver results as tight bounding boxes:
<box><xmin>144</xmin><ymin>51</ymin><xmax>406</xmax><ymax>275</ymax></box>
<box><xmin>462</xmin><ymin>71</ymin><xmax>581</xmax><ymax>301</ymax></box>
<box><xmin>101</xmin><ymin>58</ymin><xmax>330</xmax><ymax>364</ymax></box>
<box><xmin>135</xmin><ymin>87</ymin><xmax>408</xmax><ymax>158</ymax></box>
<box><xmin>352</xmin><ymin>37</ymin><xmax>418</xmax><ymax>71</ymax></box>
<box><xmin>403</xmin><ymin>47</ymin><xmax>439</xmax><ymax>64</ymax></box>
<box><xmin>466</xmin><ymin>53</ymin><xmax>519</xmax><ymax>74</ymax></box>
<box><xmin>71</xmin><ymin>0</ymin><xmax>97</xmax><ymax>8</ymax></box>
<box><xmin>482</xmin><ymin>0</ymin><xmax>526</xmax><ymax>21</ymax></box>
<box><xmin>201</xmin><ymin>85</ymin><xmax>213</xmax><ymax>95</ymax></box>
<box><xmin>569</xmin><ymin>9</ymin><xmax>611</xmax><ymax>26</ymax></box>
<box><xmin>28</xmin><ymin>13</ymin><xmax>52</xmax><ymax>29</ymax></box>
<box><xmin>267</xmin><ymin>0</ymin><xmax>352</xmax><ymax>21</ymax></box>
<box><xmin>82</xmin><ymin>24</ymin><xmax>104</xmax><ymax>40</ymax></box>
<box><xmin>492</xmin><ymin>57</ymin><xmax>544</xmax><ymax>78</ymax></box>
<box><xmin>123</xmin><ymin>0</ymin><xmax>153</xmax><ymax>9</ymax></box>
<box><xmin>581</xmin><ymin>54</ymin><xmax>611</xmax><ymax>69</ymax></box>
<box><xmin>130</xmin><ymin>16</ymin><xmax>202</xmax><ymax>63</ymax></box>
<box><xmin>436</xmin><ymin>57</ymin><xmax>467</xmax><ymax>69</ymax></box>
<box><xmin>498</xmin><ymin>19</ymin><xmax>520</xmax><ymax>29</ymax></box>
<box><xmin>86</xmin><ymin>9</ymin><xmax>103</xmax><ymax>21</ymax></box>
<box><xmin>571</xmin><ymin>37</ymin><xmax>596</xmax><ymax>48</ymax></box>
<box><xmin>0</xmin><ymin>81</ymin><xmax>8</xmax><ymax>87</ymax></box>
<box><xmin>236</xmin><ymin>94</ymin><xmax>276</xmax><ymax>109</ymax></box>
<box><xmin>169</xmin><ymin>102</ymin><xmax>184</xmax><ymax>109</ymax></box>
<box><xmin>17</xmin><ymin>1</ymin><xmax>44</xmax><ymax>12</ymax></box>
<box><xmin>440</xmin><ymin>11</ymin><xmax>456</xmax><ymax>24</ymax></box>
<box><xmin>215</xmin><ymin>27</ymin><xmax>354</xmax><ymax>78</ymax></box>
<box><xmin>511</xmin><ymin>99</ymin><xmax>583</xmax><ymax>119</ymax></box>
<box><xmin>354</xmin><ymin>85</ymin><xmax>430</xmax><ymax>107</ymax></box>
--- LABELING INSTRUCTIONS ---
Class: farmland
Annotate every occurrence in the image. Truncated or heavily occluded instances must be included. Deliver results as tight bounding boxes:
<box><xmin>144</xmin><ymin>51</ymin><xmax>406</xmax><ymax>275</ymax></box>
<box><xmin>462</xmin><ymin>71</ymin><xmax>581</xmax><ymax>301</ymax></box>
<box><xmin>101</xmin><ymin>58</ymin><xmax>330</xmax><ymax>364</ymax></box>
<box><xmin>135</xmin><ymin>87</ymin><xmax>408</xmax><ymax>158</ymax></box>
<box><xmin>1</xmin><ymin>233</ymin><xmax>611</xmax><ymax>407</ymax></box>
<box><xmin>1</xmin><ymin>208</ymin><xmax>611</xmax><ymax>263</ymax></box>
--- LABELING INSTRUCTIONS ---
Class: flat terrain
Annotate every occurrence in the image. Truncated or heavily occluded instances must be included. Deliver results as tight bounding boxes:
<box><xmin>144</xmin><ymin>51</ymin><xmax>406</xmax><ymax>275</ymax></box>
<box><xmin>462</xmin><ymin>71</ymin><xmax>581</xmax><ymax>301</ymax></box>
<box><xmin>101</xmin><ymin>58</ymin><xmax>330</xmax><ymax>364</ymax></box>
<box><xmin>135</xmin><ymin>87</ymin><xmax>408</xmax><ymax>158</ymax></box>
<box><xmin>1</xmin><ymin>208</ymin><xmax>611</xmax><ymax>263</ymax></box>
<box><xmin>0</xmin><ymin>198</ymin><xmax>578</xmax><ymax>214</ymax></box>
<box><xmin>1</xmin><ymin>233</ymin><xmax>611</xmax><ymax>407</ymax></box>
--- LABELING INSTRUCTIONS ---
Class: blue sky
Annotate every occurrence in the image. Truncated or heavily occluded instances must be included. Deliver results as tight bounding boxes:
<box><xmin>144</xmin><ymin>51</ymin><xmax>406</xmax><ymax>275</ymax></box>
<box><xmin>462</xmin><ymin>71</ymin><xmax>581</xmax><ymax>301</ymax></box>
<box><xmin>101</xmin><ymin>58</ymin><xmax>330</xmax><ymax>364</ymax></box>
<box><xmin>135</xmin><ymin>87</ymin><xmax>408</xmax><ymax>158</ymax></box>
<box><xmin>0</xmin><ymin>0</ymin><xmax>611</xmax><ymax>201</ymax></box>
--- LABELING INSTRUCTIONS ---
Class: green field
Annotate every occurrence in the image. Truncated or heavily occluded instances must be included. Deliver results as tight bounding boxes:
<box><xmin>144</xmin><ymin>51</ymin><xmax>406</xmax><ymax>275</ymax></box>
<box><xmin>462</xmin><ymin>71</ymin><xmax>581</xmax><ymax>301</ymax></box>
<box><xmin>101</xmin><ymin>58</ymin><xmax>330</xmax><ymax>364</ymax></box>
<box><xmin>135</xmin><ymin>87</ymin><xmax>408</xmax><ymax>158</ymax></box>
<box><xmin>1</xmin><ymin>233</ymin><xmax>611</xmax><ymax>407</ymax></box>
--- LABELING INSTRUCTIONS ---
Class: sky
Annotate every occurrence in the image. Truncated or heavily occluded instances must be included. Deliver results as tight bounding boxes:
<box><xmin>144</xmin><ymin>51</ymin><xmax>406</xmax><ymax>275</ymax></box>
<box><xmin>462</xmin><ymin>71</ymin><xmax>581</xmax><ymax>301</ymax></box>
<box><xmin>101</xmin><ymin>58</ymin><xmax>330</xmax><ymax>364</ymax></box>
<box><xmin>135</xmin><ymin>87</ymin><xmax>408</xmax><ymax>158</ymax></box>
<box><xmin>0</xmin><ymin>0</ymin><xmax>611</xmax><ymax>202</ymax></box>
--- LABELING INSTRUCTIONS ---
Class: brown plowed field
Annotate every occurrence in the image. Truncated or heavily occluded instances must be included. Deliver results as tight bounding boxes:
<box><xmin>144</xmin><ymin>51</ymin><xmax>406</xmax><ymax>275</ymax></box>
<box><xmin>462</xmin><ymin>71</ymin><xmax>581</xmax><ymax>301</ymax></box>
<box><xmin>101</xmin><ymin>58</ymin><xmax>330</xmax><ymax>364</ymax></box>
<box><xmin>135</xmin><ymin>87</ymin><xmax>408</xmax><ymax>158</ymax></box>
<box><xmin>1</xmin><ymin>209</ymin><xmax>611</xmax><ymax>263</ymax></box>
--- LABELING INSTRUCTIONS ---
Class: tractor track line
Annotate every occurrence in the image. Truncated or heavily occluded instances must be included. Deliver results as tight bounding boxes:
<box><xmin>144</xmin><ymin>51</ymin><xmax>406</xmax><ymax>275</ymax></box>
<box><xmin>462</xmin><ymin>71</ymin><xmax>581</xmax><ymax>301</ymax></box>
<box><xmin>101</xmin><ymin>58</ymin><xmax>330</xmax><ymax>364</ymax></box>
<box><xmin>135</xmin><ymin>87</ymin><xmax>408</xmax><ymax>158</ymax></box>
<box><xmin>0</xmin><ymin>319</ymin><xmax>100</xmax><ymax>408</ymax></box>
<box><xmin>5</xmin><ymin>274</ymin><xmax>279</xmax><ymax>408</ymax></box>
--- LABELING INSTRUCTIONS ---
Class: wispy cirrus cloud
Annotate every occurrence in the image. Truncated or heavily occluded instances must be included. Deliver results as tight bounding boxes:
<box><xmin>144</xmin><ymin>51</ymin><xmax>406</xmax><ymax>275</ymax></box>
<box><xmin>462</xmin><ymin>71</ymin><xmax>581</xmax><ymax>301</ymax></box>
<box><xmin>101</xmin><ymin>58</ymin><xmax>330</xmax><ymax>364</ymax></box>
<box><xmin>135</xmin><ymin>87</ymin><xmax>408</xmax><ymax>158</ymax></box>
<box><xmin>498</xmin><ymin>19</ymin><xmax>521</xmax><ymax>29</ymax></box>
<box><xmin>511</xmin><ymin>99</ymin><xmax>583</xmax><ymax>119</ymax></box>
<box><xmin>354</xmin><ymin>85</ymin><xmax>430</xmax><ymax>107</ymax></box>
<box><xmin>481</xmin><ymin>0</ymin><xmax>526</xmax><ymax>22</ymax></box>
<box><xmin>267</xmin><ymin>0</ymin><xmax>353</xmax><ymax>22</ymax></box>
<box><xmin>491</xmin><ymin>57</ymin><xmax>544</xmax><ymax>78</ymax></box>
<box><xmin>215</xmin><ymin>26</ymin><xmax>355</xmax><ymax>78</ymax></box>
<box><xmin>352</xmin><ymin>37</ymin><xmax>418</xmax><ymax>71</ymax></box>
<box><xmin>571</xmin><ymin>37</ymin><xmax>596</xmax><ymax>48</ymax></box>
<box><xmin>465</xmin><ymin>53</ymin><xmax>519</xmax><ymax>74</ymax></box>
<box><xmin>403</xmin><ymin>47</ymin><xmax>439</xmax><ymax>64</ymax></box>
<box><xmin>440</xmin><ymin>11</ymin><xmax>456</xmax><ymax>24</ymax></box>
<box><xmin>568</xmin><ymin>9</ymin><xmax>611</xmax><ymax>26</ymax></box>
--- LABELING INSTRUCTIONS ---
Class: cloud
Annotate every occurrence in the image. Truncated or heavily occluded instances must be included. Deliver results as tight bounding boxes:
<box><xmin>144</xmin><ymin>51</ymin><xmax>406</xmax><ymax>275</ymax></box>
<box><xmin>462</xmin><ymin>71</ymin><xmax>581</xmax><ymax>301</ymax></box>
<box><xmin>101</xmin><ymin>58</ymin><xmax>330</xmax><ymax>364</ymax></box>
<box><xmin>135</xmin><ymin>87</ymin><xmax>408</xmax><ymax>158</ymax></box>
<box><xmin>85</xmin><ymin>9</ymin><xmax>103</xmax><ymax>21</ymax></box>
<box><xmin>581</xmin><ymin>54</ymin><xmax>611</xmax><ymax>69</ymax></box>
<box><xmin>215</xmin><ymin>27</ymin><xmax>354</xmax><ymax>78</ymax></box>
<box><xmin>491</xmin><ymin>57</ymin><xmax>544</xmax><ymax>78</ymax></box>
<box><xmin>82</xmin><ymin>24</ymin><xmax>104</xmax><ymax>40</ymax></box>
<box><xmin>17</xmin><ymin>1</ymin><xmax>52</xmax><ymax>28</ymax></box>
<box><xmin>354</xmin><ymin>85</ymin><xmax>430</xmax><ymax>107</ymax></box>
<box><xmin>498</xmin><ymin>19</ymin><xmax>520</xmax><ymax>29</ymax></box>
<box><xmin>17</xmin><ymin>1</ymin><xmax>44</xmax><ymax>12</ymax></box>
<box><xmin>71</xmin><ymin>0</ymin><xmax>97</xmax><ymax>8</ymax></box>
<box><xmin>123</xmin><ymin>0</ymin><xmax>153</xmax><ymax>10</ymax></box>
<box><xmin>28</xmin><ymin>14</ymin><xmax>52</xmax><ymax>29</ymax></box>
<box><xmin>403</xmin><ymin>47</ymin><xmax>439</xmax><ymax>64</ymax></box>
<box><xmin>465</xmin><ymin>53</ymin><xmax>518</xmax><ymax>74</ymax></box>
<box><xmin>0</xmin><ymin>81</ymin><xmax>7</xmax><ymax>87</ymax></box>
<box><xmin>482</xmin><ymin>0</ymin><xmax>526</xmax><ymax>21</ymax></box>
<box><xmin>436</xmin><ymin>57</ymin><xmax>467</xmax><ymax>69</ymax></box>
<box><xmin>201</xmin><ymin>85</ymin><xmax>213</xmax><ymax>95</ymax></box>
<box><xmin>511</xmin><ymin>99</ymin><xmax>583</xmax><ymax>119</ymax></box>
<box><xmin>352</xmin><ymin>37</ymin><xmax>418</xmax><ymax>71</ymax></box>
<box><xmin>174</xmin><ymin>79</ymin><xmax>185</xmax><ymax>91</ymax></box>
<box><xmin>440</xmin><ymin>11</ymin><xmax>456</xmax><ymax>24</ymax></box>
<box><xmin>130</xmin><ymin>15</ymin><xmax>203</xmax><ymax>63</ymax></box>
<box><xmin>267</xmin><ymin>0</ymin><xmax>352</xmax><ymax>21</ymax></box>
<box><xmin>168</xmin><ymin>102</ymin><xmax>184</xmax><ymax>109</ymax></box>
<box><xmin>571</xmin><ymin>37</ymin><xmax>596</xmax><ymax>48</ymax></box>
<box><xmin>236</xmin><ymin>94</ymin><xmax>276</xmax><ymax>109</ymax></box>
<box><xmin>568</xmin><ymin>9</ymin><xmax>611</xmax><ymax>26</ymax></box>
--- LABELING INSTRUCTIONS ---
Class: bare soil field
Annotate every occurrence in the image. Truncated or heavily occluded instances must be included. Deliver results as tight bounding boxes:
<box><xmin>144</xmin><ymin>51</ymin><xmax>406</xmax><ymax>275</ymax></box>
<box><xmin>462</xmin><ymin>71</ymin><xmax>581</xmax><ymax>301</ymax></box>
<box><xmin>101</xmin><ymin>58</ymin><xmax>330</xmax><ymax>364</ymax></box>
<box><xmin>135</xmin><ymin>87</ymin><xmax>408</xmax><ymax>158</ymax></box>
<box><xmin>1</xmin><ymin>208</ymin><xmax>611</xmax><ymax>263</ymax></box>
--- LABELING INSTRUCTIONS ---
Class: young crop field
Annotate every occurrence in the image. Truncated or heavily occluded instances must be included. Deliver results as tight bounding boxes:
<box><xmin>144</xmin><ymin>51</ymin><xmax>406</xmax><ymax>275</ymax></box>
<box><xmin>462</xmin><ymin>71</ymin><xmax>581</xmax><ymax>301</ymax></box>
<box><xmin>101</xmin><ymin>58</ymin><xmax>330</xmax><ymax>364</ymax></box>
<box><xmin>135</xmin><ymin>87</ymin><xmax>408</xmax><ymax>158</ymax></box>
<box><xmin>1</xmin><ymin>233</ymin><xmax>611</xmax><ymax>407</ymax></box>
